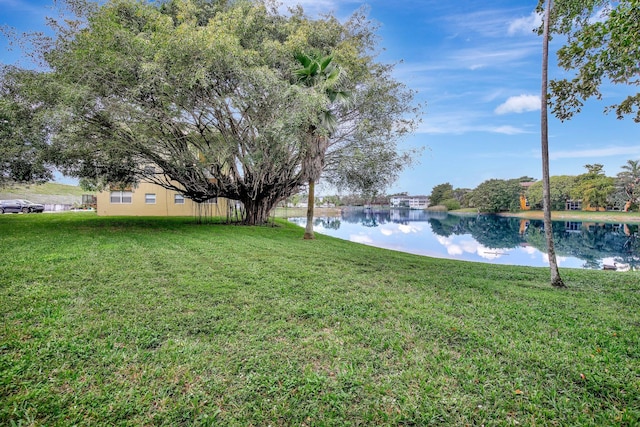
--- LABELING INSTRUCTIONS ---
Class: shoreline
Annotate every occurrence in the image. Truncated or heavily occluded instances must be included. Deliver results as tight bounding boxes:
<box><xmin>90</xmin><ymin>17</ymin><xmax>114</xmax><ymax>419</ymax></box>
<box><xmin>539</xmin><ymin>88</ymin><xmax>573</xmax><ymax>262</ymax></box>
<box><xmin>496</xmin><ymin>210</ymin><xmax>640</xmax><ymax>224</ymax></box>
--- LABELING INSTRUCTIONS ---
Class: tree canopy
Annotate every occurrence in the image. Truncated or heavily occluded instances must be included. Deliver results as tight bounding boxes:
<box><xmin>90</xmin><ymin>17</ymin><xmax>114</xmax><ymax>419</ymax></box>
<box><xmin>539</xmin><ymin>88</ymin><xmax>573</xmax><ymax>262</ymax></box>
<box><xmin>526</xmin><ymin>175</ymin><xmax>576</xmax><ymax>210</ymax></box>
<box><xmin>428</xmin><ymin>182</ymin><xmax>454</xmax><ymax>206</ymax></box>
<box><xmin>614</xmin><ymin>159</ymin><xmax>640</xmax><ymax>211</ymax></box>
<box><xmin>5</xmin><ymin>0</ymin><xmax>419</xmax><ymax>224</ymax></box>
<box><xmin>0</xmin><ymin>66</ymin><xmax>52</xmax><ymax>187</ymax></box>
<box><xmin>544</xmin><ymin>0</ymin><xmax>640</xmax><ymax>122</ymax></box>
<box><xmin>571</xmin><ymin>163</ymin><xmax>615</xmax><ymax>209</ymax></box>
<box><xmin>469</xmin><ymin>179</ymin><xmax>522</xmax><ymax>213</ymax></box>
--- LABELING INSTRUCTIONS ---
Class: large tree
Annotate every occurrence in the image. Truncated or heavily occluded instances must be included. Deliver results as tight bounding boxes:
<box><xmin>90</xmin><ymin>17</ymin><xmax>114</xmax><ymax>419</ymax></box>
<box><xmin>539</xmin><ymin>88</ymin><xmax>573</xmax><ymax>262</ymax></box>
<box><xmin>615</xmin><ymin>159</ymin><xmax>640</xmax><ymax>211</ymax></box>
<box><xmin>526</xmin><ymin>175</ymin><xmax>576</xmax><ymax>210</ymax></box>
<box><xmin>571</xmin><ymin>164</ymin><xmax>615</xmax><ymax>210</ymax></box>
<box><xmin>469</xmin><ymin>179</ymin><xmax>522</xmax><ymax>213</ymax></box>
<box><xmin>546</xmin><ymin>0</ymin><xmax>640</xmax><ymax>122</ymax></box>
<box><xmin>0</xmin><ymin>67</ymin><xmax>52</xmax><ymax>187</ymax></box>
<box><xmin>11</xmin><ymin>0</ymin><xmax>418</xmax><ymax>225</ymax></box>
<box><xmin>429</xmin><ymin>182</ymin><xmax>454</xmax><ymax>207</ymax></box>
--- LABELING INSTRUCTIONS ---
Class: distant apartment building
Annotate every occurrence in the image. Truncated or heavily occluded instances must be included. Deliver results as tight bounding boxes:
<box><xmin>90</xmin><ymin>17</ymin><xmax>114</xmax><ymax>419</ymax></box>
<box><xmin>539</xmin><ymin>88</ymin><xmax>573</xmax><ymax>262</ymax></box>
<box><xmin>389</xmin><ymin>195</ymin><xmax>430</xmax><ymax>209</ymax></box>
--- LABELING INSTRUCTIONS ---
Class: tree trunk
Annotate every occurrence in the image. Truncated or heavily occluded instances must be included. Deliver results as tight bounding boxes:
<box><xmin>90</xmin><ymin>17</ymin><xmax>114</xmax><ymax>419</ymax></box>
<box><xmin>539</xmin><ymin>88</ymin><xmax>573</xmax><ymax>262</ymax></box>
<box><xmin>541</xmin><ymin>0</ymin><xmax>566</xmax><ymax>288</ymax></box>
<box><xmin>242</xmin><ymin>196</ymin><xmax>276</xmax><ymax>226</ymax></box>
<box><xmin>302</xmin><ymin>133</ymin><xmax>327</xmax><ymax>240</ymax></box>
<box><xmin>303</xmin><ymin>178</ymin><xmax>315</xmax><ymax>239</ymax></box>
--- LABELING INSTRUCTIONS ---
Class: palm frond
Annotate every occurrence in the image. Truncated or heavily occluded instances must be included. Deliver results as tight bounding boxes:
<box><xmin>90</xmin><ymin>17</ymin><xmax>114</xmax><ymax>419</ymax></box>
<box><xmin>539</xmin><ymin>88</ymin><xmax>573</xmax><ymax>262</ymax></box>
<box><xmin>328</xmin><ymin>90</ymin><xmax>350</xmax><ymax>104</ymax></box>
<box><xmin>319</xmin><ymin>54</ymin><xmax>334</xmax><ymax>71</ymax></box>
<box><xmin>294</xmin><ymin>52</ymin><xmax>312</xmax><ymax>68</ymax></box>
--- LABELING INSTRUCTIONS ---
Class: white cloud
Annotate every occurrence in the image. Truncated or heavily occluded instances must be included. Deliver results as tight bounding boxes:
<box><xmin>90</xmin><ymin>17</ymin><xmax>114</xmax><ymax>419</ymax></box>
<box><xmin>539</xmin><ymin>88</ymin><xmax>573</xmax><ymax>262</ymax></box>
<box><xmin>446</xmin><ymin>9</ymin><xmax>527</xmax><ymax>39</ymax></box>
<box><xmin>350</xmin><ymin>234</ymin><xmax>373</xmax><ymax>244</ymax></box>
<box><xmin>446</xmin><ymin>244</ymin><xmax>464</xmax><ymax>256</ymax></box>
<box><xmin>435</xmin><ymin>236</ymin><xmax>504</xmax><ymax>259</ymax></box>
<box><xmin>380</xmin><ymin>228</ymin><xmax>393</xmax><ymax>236</ymax></box>
<box><xmin>417</xmin><ymin>115</ymin><xmax>531</xmax><ymax>136</ymax></box>
<box><xmin>490</xmin><ymin>125</ymin><xmax>529</xmax><ymax>135</ymax></box>
<box><xmin>495</xmin><ymin>94</ymin><xmax>541</xmax><ymax>115</ymax></box>
<box><xmin>541</xmin><ymin>253</ymin><xmax>568</xmax><ymax>266</ymax></box>
<box><xmin>436</xmin><ymin>236</ymin><xmax>463</xmax><ymax>255</ymax></box>
<box><xmin>398</xmin><ymin>224</ymin><xmax>421</xmax><ymax>234</ymax></box>
<box><xmin>507</xmin><ymin>12</ymin><xmax>541</xmax><ymax>36</ymax></box>
<box><xmin>450</xmin><ymin>44</ymin><xmax>539</xmax><ymax>70</ymax></box>
<box><xmin>550</xmin><ymin>146</ymin><xmax>640</xmax><ymax>160</ymax></box>
<box><xmin>483</xmin><ymin>90</ymin><xmax>506</xmax><ymax>102</ymax></box>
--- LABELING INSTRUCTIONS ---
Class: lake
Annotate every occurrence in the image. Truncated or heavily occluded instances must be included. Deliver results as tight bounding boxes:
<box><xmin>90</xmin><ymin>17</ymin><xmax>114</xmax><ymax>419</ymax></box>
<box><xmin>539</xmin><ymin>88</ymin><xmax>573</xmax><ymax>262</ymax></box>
<box><xmin>289</xmin><ymin>208</ymin><xmax>640</xmax><ymax>271</ymax></box>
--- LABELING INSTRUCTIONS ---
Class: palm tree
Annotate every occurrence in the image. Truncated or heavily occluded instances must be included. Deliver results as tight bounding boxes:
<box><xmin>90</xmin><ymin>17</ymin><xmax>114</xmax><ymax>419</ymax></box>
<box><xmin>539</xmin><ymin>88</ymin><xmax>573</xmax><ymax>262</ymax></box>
<box><xmin>541</xmin><ymin>0</ymin><xmax>566</xmax><ymax>287</ymax></box>
<box><xmin>618</xmin><ymin>159</ymin><xmax>640</xmax><ymax>211</ymax></box>
<box><xmin>294</xmin><ymin>52</ymin><xmax>349</xmax><ymax>239</ymax></box>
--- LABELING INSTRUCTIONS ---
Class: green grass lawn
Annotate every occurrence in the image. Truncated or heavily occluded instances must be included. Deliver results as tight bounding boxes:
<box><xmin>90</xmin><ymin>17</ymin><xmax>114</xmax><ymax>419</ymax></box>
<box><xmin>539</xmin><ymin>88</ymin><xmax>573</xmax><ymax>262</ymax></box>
<box><xmin>1</xmin><ymin>213</ymin><xmax>638</xmax><ymax>426</ymax></box>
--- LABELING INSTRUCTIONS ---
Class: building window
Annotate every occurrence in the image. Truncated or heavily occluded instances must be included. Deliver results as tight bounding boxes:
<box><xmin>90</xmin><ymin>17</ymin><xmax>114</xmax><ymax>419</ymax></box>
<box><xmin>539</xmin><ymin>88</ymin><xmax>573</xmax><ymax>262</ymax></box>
<box><xmin>145</xmin><ymin>193</ymin><xmax>156</xmax><ymax>204</ymax></box>
<box><xmin>566</xmin><ymin>200</ymin><xmax>582</xmax><ymax>211</ymax></box>
<box><xmin>565</xmin><ymin>221</ymin><xmax>582</xmax><ymax>231</ymax></box>
<box><xmin>205</xmin><ymin>198</ymin><xmax>218</xmax><ymax>204</ymax></box>
<box><xmin>174</xmin><ymin>194</ymin><xmax>185</xmax><ymax>204</ymax></box>
<box><xmin>110</xmin><ymin>191</ymin><xmax>132</xmax><ymax>204</ymax></box>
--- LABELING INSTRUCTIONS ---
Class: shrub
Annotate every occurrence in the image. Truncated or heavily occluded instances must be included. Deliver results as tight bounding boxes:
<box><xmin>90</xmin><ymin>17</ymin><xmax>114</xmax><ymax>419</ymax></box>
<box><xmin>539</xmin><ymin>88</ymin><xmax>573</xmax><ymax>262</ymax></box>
<box><xmin>441</xmin><ymin>198</ymin><xmax>461</xmax><ymax>211</ymax></box>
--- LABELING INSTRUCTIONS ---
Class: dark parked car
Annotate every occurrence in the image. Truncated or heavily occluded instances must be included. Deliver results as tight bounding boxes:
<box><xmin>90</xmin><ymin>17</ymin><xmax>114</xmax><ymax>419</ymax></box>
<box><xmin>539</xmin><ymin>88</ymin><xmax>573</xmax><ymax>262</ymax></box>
<box><xmin>0</xmin><ymin>199</ymin><xmax>45</xmax><ymax>213</ymax></box>
<box><xmin>0</xmin><ymin>199</ymin><xmax>21</xmax><ymax>213</ymax></box>
<box><xmin>18</xmin><ymin>200</ymin><xmax>45</xmax><ymax>213</ymax></box>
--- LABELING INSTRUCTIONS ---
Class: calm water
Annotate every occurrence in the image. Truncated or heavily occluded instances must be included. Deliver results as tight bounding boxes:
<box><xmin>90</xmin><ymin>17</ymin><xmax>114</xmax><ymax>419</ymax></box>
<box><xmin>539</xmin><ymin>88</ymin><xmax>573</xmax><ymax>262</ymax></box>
<box><xmin>289</xmin><ymin>208</ymin><xmax>640</xmax><ymax>271</ymax></box>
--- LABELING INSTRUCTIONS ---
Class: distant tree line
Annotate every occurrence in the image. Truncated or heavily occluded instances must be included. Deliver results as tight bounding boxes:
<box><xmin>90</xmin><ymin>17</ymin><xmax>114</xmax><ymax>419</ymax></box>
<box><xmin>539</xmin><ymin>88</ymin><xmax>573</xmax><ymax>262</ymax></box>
<box><xmin>282</xmin><ymin>192</ymin><xmax>389</xmax><ymax>208</ymax></box>
<box><xmin>427</xmin><ymin>160</ymin><xmax>640</xmax><ymax>213</ymax></box>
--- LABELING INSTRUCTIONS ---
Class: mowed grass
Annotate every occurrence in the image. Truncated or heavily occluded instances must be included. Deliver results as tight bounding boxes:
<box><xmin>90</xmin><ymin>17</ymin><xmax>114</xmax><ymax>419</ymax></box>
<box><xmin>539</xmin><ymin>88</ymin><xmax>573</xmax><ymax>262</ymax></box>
<box><xmin>1</xmin><ymin>213</ymin><xmax>638</xmax><ymax>426</ymax></box>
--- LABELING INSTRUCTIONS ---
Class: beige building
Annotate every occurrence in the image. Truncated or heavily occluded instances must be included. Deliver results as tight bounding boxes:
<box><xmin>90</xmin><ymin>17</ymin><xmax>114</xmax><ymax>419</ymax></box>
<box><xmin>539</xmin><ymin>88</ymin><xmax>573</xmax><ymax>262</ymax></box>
<box><xmin>389</xmin><ymin>195</ymin><xmax>430</xmax><ymax>209</ymax></box>
<box><xmin>96</xmin><ymin>181</ymin><xmax>229</xmax><ymax>217</ymax></box>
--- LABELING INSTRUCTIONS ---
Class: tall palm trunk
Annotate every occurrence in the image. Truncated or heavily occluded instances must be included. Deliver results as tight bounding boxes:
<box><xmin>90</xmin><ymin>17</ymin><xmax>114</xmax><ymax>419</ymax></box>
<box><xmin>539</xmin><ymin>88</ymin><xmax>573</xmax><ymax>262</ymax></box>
<box><xmin>541</xmin><ymin>0</ymin><xmax>566</xmax><ymax>288</ymax></box>
<box><xmin>302</xmin><ymin>134</ymin><xmax>329</xmax><ymax>240</ymax></box>
<box><xmin>294</xmin><ymin>53</ymin><xmax>347</xmax><ymax>240</ymax></box>
<box><xmin>303</xmin><ymin>178</ymin><xmax>315</xmax><ymax>239</ymax></box>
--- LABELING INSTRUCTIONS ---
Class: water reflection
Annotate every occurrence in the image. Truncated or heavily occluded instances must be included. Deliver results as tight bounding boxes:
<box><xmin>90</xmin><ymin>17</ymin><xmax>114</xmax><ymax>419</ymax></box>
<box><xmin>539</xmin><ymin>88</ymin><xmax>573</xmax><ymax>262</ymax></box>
<box><xmin>289</xmin><ymin>208</ymin><xmax>639</xmax><ymax>271</ymax></box>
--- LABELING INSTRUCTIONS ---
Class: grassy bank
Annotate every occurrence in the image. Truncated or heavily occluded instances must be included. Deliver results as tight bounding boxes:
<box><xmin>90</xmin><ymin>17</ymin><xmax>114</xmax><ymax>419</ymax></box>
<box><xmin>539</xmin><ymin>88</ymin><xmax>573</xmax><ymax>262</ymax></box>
<box><xmin>1</xmin><ymin>213</ymin><xmax>638</xmax><ymax>425</ymax></box>
<box><xmin>0</xmin><ymin>182</ymin><xmax>89</xmax><ymax>205</ymax></box>
<box><xmin>273</xmin><ymin>206</ymin><xmax>343</xmax><ymax>218</ymax></box>
<box><xmin>498</xmin><ymin>210</ymin><xmax>640</xmax><ymax>224</ymax></box>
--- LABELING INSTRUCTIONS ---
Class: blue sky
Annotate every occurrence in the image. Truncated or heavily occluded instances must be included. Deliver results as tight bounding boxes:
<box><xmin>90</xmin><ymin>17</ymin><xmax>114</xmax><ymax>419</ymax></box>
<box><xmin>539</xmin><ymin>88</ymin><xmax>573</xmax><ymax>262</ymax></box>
<box><xmin>2</xmin><ymin>0</ymin><xmax>638</xmax><ymax>194</ymax></box>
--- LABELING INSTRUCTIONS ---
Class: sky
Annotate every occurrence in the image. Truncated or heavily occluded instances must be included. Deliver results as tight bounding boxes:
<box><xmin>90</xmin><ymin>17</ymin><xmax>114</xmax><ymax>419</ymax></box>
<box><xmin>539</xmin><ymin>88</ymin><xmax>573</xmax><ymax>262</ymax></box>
<box><xmin>2</xmin><ymin>0</ymin><xmax>638</xmax><ymax>194</ymax></box>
